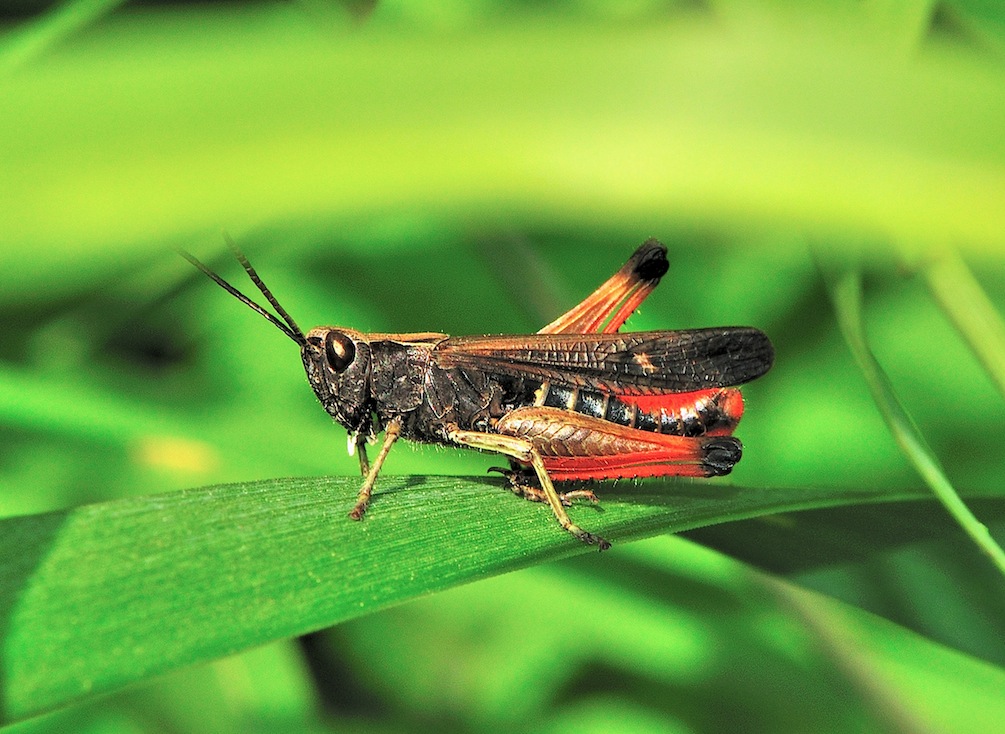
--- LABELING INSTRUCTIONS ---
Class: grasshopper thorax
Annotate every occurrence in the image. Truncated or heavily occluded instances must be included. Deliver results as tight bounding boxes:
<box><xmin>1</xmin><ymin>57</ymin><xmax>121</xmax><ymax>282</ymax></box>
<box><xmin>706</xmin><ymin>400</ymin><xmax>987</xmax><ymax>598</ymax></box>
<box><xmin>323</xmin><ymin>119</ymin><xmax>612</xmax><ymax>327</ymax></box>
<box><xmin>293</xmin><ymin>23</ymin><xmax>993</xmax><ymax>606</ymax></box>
<box><xmin>303</xmin><ymin>327</ymin><xmax>374</xmax><ymax>436</ymax></box>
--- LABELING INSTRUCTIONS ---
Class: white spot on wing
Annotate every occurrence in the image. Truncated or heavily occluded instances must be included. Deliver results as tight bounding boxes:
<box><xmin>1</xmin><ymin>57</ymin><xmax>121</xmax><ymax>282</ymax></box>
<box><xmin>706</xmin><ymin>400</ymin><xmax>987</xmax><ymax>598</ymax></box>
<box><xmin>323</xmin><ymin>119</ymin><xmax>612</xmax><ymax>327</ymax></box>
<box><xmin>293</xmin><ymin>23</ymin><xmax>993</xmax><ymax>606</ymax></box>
<box><xmin>634</xmin><ymin>352</ymin><xmax>657</xmax><ymax>374</ymax></box>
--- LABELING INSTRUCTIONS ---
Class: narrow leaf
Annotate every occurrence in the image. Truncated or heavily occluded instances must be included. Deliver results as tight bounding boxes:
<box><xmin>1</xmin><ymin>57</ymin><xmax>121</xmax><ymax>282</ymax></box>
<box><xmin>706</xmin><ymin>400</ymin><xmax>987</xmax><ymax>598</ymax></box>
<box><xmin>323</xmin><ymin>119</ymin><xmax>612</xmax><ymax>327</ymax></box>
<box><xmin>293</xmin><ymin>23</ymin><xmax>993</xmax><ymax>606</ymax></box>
<box><xmin>923</xmin><ymin>249</ymin><xmax>1005</xmax><ymax>399</ymax></box>
<box><xmin>0</xmin><ymin>0</ymin><xmax>127</xmax><ymax>76</ymax></box>
<box><xmin>824</xmin><ymin>264</ymin><xmax>1005</xmax><ymax>577</ymax></box>
<box><xmin>0</xmin><ymin>474</ymin><xmax>964</xmax><ymax>723</ymax></box>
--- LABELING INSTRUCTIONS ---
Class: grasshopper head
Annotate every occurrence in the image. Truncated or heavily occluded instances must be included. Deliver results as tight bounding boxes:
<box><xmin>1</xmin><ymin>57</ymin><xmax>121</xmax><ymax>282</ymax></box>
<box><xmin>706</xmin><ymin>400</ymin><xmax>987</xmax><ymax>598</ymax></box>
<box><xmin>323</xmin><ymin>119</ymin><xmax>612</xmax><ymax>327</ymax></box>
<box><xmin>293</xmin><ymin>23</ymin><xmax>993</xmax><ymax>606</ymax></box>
<box><xmin>302</xmin><ymin>327</ymin><xmax>373</xmax><ymax>435</ymax></box>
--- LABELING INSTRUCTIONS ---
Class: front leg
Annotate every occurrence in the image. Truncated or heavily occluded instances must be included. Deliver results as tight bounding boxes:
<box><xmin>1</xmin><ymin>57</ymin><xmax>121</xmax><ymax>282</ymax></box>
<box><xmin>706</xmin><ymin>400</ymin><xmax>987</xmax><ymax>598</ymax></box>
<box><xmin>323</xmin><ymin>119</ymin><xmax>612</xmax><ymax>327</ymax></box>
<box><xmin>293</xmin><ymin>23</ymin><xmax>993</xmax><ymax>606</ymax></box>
<box><xmin>447</xmin><ymin>426</ymin><xmax>611</xmax><ymax>551</ymax></box>
<box><xmin>356</xmin><ymin>441</ymin><xmax>370</xmax><ymax>477</ymax></box>
<box><xmin>349</xmin><ymin>418</ymin><xmax>402</xmax><ymax>521</ymax></box>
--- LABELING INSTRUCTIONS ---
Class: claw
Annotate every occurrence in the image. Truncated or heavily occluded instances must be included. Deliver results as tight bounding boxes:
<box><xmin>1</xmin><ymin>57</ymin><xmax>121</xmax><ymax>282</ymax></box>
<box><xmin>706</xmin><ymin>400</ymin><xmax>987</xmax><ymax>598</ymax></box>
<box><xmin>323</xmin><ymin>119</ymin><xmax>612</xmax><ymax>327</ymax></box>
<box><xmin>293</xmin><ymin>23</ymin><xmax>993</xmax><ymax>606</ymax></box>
<box><xmin>571</xmin><ymin>527</ymin><xmax>612</xmax><ymax>551</ymax></box>
<box><xmin>349</xmin><ymin>498</ymin><xmax>368</xmax><ymax>520</ymax></box>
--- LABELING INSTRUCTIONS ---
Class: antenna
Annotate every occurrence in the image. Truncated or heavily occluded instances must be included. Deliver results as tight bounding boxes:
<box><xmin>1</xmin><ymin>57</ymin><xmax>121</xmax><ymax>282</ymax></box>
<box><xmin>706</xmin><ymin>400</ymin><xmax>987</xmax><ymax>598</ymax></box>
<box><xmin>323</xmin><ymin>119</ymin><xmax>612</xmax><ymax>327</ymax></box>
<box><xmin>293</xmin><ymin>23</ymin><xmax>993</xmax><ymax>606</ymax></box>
<box><xmin>178</xmin><ymin>240</ymin><xmax>307</xmax><ymax>347</ymax></box>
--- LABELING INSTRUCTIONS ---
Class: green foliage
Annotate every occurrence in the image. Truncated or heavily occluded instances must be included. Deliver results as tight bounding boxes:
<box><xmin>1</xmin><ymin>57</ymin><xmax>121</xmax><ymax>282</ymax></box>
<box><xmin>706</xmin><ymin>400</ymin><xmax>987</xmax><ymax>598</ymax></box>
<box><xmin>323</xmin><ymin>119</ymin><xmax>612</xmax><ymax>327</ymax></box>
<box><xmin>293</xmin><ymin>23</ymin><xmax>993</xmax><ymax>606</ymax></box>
<box><xmin>6</xmin><ymin>475</ymin><xmax>995</xmax><ymax>723</ymax></box>
<box><xmin>823</xmin><ymin>261</ymin><xmax>1005</xmax><ymax>574</ymax></box>
<box><xmin>2</xmin><ymin>1</ymin><xmax>1005</xmax><ymax>732</ymax></box>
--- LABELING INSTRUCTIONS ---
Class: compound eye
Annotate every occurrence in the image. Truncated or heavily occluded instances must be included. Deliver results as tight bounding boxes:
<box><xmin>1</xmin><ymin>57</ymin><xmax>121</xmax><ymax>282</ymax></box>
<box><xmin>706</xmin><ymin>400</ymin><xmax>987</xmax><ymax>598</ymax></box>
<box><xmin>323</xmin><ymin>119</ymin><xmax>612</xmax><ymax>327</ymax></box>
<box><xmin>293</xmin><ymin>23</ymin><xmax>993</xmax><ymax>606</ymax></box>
<box><xmin>324</xmin><ymin>331</ymin><xmax>356</xmax><ymax>373</ymax></box>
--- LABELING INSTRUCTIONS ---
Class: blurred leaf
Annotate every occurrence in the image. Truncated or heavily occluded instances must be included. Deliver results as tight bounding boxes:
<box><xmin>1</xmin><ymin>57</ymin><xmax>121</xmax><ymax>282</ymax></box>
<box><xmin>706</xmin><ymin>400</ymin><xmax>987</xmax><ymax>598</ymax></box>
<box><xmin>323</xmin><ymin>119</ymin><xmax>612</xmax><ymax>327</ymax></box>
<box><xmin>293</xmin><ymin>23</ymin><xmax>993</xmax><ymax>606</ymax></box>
<box><xmin>0</xmin><ymin>0</ymin><xmax>126</xmax><ymax>75</ymax></box>
<box><xmin>685</xmin><ymin>500</ymin><xmax>1005</xmax><ymax>668</ymax></box>
<box><xmin>823</xmin><ymin>262</ymin><xmax>1005</xmax><ymax>577</ymax></box>
<box><xmin>922</xmin><ymin>249</ymin><xmax>1005</xmax><ymax>400</ymax></box>
<box><xmin>761</xmin><ymin>565</ymin><xmax>1005</xmax><ymax>734</ymax></box>
<box><xmin>2</xmin><ymin>8</ymin><xmax>1005</xmax><ymax>279</ymax></box>
<box><xmin>330</xmin><ymin>534</ymin><xmax>1005</xmax><ymax>733</ymax></box>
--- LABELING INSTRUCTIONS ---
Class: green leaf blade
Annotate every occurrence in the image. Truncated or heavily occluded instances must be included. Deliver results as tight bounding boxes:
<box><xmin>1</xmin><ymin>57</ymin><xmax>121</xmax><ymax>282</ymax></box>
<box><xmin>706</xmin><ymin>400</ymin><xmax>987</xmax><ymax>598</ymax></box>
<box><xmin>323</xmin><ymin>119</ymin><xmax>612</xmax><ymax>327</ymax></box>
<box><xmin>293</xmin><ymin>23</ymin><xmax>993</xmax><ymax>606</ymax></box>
<box><xmin>824</xmin><ymin>264</ymin><xmax>1005</xmax><ymax>578</ymax></box>
<box><xmin>1</xmin><ymin>472</ymin><xmax>997</xmax><ymax>723</ymax></box>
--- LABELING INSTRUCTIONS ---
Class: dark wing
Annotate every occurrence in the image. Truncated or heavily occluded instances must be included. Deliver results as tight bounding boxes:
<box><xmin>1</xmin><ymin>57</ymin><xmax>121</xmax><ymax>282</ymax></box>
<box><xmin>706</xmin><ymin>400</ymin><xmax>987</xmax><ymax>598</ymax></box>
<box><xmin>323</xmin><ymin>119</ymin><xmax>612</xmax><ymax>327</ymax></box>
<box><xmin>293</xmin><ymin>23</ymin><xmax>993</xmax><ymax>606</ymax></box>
<box><xmin>435</xmin><ymin>328</ymin><xmax>774</xmax><ymax>393</ymax></box>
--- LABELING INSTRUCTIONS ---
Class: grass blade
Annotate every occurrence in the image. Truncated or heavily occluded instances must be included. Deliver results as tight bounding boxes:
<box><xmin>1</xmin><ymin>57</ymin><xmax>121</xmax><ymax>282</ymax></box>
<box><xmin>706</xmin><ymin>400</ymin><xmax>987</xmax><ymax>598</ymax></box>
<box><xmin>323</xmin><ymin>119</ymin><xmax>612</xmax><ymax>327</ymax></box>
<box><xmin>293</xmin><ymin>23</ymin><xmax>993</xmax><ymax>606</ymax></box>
<box><xmin>0</xmin><ymin>0</ymin><xmax>127</xmax><ymax>76</ymax></box>
<box><xmin>0</xmin><ymin>474</ymin><xmax>974</xmax><ymax>723</ymax></box>
<box><xmin>824</xmin><ymin>263</ymin><xmax>1005</xmax><ymax>578</ymax></box>
<box><xmin>922</xmin><ymin>249</ymin><xmax>1005</xmax><ymax>400</ymax></box>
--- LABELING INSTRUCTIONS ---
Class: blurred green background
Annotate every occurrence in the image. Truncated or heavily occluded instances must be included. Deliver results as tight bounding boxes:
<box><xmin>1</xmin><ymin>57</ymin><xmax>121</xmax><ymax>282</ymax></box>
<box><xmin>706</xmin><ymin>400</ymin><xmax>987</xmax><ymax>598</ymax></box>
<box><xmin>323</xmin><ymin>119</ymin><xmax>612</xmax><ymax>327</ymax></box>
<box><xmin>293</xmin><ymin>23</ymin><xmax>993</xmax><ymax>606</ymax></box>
<box><xmin>2</xmin><ymin>1</ymin><xmax>1005</xmax><ymax>732</ymax></box>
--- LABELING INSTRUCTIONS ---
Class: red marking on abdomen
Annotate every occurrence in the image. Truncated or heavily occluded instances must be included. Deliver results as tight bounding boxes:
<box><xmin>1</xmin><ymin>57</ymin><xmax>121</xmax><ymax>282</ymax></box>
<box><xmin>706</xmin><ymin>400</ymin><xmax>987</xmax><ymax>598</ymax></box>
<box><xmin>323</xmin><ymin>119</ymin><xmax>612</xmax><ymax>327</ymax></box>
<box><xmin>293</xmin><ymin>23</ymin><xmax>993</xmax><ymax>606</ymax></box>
<box><xmin>618</xmin><ymin>388</ymin><xmax>730</xmax><ymax>414</ymax></box>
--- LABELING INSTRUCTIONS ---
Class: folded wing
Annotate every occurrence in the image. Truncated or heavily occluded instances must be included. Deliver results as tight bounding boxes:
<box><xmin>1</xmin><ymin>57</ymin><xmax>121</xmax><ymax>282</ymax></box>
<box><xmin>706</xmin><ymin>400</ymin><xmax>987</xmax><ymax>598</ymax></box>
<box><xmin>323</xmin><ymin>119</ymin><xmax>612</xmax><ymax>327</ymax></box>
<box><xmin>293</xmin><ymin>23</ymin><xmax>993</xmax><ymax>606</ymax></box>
<box><xmin>435</xmin><ymin>327</ymin><xmax>774</xmax><ymax>394</ymax></box>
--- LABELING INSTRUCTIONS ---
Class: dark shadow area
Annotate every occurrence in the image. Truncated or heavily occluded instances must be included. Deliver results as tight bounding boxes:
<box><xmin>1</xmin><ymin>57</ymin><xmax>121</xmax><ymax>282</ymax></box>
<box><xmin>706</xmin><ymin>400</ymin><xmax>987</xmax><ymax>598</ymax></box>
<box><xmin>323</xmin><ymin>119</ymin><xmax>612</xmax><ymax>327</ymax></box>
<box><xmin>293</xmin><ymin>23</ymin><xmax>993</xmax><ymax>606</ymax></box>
<box><xmin>685</xmin><ymin>498</ymin><xmax>1005</xmax><ymax>667</ymax></box>
<box><xmin>297</xmin><ymin>629</ymin><xmax>385</xmax><ymax>718</ymax></box>
<box><xmin>684</xmin><ymin>497</ymin><xmax>1005</xmax><ymax>574</ymax></box>
<box><xmin>299</xmin><ymin>626</ymin><xmax>470</xmax><ymax>733</ymax></box>
<box><xmin>552</xmin><ymin>653</ymin><xmax>864</xmax><ymax>734</ymax></box>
